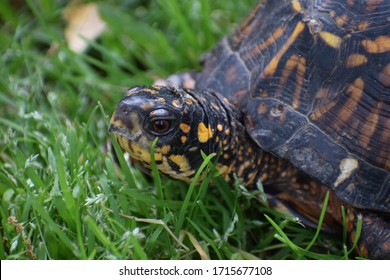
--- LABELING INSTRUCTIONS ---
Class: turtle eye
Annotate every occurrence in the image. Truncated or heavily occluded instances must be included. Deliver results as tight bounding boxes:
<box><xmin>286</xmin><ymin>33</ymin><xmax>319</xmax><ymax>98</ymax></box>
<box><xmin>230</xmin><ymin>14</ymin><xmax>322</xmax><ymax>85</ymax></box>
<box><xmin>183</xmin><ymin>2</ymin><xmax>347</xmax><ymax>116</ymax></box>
<box><xmin>150</xmin><ymin>119</ymin><xmax>171</xmax><ymax>134</ymax></box>
<box><xmin>147</xmin><ymin>108</ymin><xmax>176</xmax><ymax>135</ymax></box>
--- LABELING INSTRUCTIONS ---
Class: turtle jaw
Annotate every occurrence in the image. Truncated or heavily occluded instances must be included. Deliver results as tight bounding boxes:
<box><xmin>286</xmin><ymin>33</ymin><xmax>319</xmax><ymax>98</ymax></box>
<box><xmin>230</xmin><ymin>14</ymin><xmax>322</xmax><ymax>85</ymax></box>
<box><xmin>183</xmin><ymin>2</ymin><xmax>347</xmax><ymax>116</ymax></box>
<box><xmin>108</xmin><ymin>122</ymin><xmax>143</xmax><ymax>143</ymax></box>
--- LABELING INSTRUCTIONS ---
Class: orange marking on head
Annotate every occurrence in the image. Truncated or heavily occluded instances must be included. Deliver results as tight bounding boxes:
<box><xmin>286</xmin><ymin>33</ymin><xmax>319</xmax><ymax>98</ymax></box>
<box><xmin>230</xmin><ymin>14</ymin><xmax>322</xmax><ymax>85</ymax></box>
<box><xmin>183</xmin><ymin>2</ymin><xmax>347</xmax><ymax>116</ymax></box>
<box><xmin>180</xmin><ymin>123</ymin><xmax>191</xmax><ymax>133</ymax></box>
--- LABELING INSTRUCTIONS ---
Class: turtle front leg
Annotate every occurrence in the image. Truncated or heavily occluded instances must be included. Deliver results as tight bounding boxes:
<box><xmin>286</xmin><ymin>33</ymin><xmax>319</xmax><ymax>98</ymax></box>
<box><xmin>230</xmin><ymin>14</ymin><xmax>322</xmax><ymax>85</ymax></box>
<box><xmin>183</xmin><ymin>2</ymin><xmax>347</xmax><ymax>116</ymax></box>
<box><xmin>154</xmin><ymin>72</ymin><xmax>198</xmax><ymax>89</ymax></box>
<box><xmin>347</xmin><ymin>209</ymin><xmax>390</xmax><ymax>259</ymax></box>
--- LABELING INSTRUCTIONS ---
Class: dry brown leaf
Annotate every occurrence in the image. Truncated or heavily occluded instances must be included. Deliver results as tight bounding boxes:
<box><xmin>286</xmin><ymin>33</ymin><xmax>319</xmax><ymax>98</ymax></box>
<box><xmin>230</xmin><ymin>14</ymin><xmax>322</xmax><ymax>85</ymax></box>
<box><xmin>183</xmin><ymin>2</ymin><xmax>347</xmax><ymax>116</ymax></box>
<box><xmin>63</xmin><ymin>2</ymin><xmax>106</xmax><ymax>53</ymax></box>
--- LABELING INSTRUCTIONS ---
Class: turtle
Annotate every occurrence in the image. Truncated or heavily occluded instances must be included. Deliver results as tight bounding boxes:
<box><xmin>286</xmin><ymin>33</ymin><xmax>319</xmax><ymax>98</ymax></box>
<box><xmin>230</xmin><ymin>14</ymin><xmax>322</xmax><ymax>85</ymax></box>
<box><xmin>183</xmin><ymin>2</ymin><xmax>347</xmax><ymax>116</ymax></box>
<box><xmin>109</xmin><ymin>0</ymin><xmax>390</xmax><ymax>259</ymax></box>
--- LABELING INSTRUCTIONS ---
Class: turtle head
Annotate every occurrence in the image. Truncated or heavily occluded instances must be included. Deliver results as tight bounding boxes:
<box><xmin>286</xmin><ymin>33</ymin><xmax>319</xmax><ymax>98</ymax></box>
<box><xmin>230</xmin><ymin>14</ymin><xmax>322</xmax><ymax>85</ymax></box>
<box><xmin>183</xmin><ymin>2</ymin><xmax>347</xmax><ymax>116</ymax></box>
<box><xmin>109</xmin><ymin>85</ymin><xmax>232</xmax><ymax>182</ymax></box>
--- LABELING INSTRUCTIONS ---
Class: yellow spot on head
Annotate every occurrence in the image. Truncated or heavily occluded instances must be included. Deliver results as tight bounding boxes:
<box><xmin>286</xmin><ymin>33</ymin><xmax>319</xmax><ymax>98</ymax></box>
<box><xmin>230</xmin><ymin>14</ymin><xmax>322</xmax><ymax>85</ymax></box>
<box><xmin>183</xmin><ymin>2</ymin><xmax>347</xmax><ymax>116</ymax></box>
<box><xmin>180</xmin><ymin>123</ymin><xmax>191</xmax><ymax>133</ymax></box>
<box><xmin>181</xmin><ymin>135</ymin><xmax>187</xmax><ymax>144</ymax></box>
<box><xmin>319</xmin><ymin>31</ymin><xmax>342</xmax><ymax>49</ymax></box>
<box><xmin>198</xmin><ymin>122</ymin><xmax>212</xmax><ymax>143</ymax></box>
<box><xmin>172</xmin><ymin>99</ymin><xmax>182</xmax><ymax>108</ymax></box>
<box><xmin>168</xmin><ymin>154</ymin><xmax>191</xmax><ymax>171</ymax></box>
<box><xmin>128</xmin><ymin>142</ymin><xmax>162</xmax><ymax>164</ymax></box>
<box><xmin>161</xmin><ymin>145</ymin><xmax>170</xmax><ymax>155</ymax></box>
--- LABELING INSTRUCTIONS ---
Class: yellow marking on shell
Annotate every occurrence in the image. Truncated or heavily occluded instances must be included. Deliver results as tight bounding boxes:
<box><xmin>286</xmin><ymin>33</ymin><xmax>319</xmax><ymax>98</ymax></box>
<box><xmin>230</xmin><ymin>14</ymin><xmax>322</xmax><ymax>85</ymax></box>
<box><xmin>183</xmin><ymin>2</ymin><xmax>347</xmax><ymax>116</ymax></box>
<box><xmin>198</xmin><ymin>122</ymin><xmax>212</xmax><ymax>143</ymax></box>
<box><xmin>180</xmin><ymin>123</ymin><xmax>191</xmax><ymax>133</ymax></box>
<box><xmin>225</xmin><ymin>129</ymin><xmax>231</xmax><ymax>136</ymax></box>
<box><xmin>345</xmin><ymin>54</ymin><xmax>368</xmax><ymax>68</ymax></box>
<box><xmin>291</xmin><ymin>0</ymin><xmax>302</xmax><ymax>12</ymax></box>
<box><xmin>334</xmin><ymin>158</ymin><xmax>359</xmax><ymax>187</ymax></box>
<box><xmin>277</xmin><ymin>54</ymin><xmax>306</xmax><ymax>109</ymax></box>
<box><xmin>217</xmin><ymin>124</ymin><xmax>223</xmax><ymax>131</ymax></box>
<box><xmin>358</xmin><ymin>21</ymin><xmax>370</xmax><ymax>31</ymax></box>
<box><xmin>319</xmin><ymin>31</ymin><xmax>342</xmax><ymax>49</ymax></box>
<box><xmin>359</xmin><ymin>105</ymin><xmax>380</xmax><ymax>149</ymax></box>
<box><xmin>365</xmin><ymin>0</ymin><xmax>383</xmax><ymax>12</ymax></box>
<box><xmin>161</xmin><ymin>145</ymin><xmax>171</xmax><ymax>155</ymax></box>
<box><xmin>181</xmin><ymin>135</ymin><xmax>187</xmax><ymax>144</ymax></box>
<box><xmin>168</xmin><ymin>154</ymin><xmax>191</xmax><ymax>171</ymax></box>
<box><xmin>316</xmin><ymin>87</ymin><xmax>330</xmax><ymax>99</ymax></box>
<box><xmin>361</xmin><ymin>36</ymin><xmax>390</xmax><ymax>53</ymax></box>
<box><xmin>223</xmin><ymin>154</ymin><xmax>230</xmax><ymax>159</ymax></box>
<box><xmin>339</xmin><ymin>78</ymin><xmax>364</xmax><ymax>123</ymax></box>
<box><xmin>309</xmin><ymin>100</ymin><xmax>337</xmax><ymax>120</ymax></box>
<box><xmin>378</xmin><ymin>63</ymin><xmax>390</xmax><ymax>87</ymax></box>
<box><xmin>256</xmin><ymin>26</ymin><xmax>286</xmax><ymax>53</ymax></box>
<box><xmin>334</xmin><ymin>14</ymin><xmax>349</xmax><ymax>27</ymax></box>
<box><xmin>261</xmin><ymin>22</ymin><xmax>305</xmax><ymax>78</ymax></box>
<box><xmin>172</xmin><ymin>99</ymin><xmax>182</xmax><ymax>108</ymax></box>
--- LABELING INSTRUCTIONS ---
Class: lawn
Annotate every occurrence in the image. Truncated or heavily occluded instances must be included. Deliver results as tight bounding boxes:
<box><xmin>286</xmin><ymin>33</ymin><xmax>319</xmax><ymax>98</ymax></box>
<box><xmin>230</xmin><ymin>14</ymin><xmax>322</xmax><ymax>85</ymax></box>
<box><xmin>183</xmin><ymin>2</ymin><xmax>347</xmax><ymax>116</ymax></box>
<box><xmin>0</xmin><ymin>0</ymin><xmax>353</xmax><ymax>260</ymax></box>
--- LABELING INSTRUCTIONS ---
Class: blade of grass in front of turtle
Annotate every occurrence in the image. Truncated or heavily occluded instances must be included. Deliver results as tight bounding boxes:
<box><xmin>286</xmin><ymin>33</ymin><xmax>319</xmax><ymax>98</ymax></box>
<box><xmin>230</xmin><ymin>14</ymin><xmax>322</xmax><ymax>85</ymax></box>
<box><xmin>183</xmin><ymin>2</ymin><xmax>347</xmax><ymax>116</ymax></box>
<box><xmin>150</xmin><ymin>137</ymin><xmax>163</xmax><ymax>201</ymax></box>
<box><xmin>32</xmin><ymin>200</ymin><xmax>80</xmax><ymax>258</ymax></box>
<box><xmin>109</xmin><ymin>134</ymin><xmax>138</xmax><ymax>189</ymax></box>
<box><xmin>84</xmin><ymin>215</ymin><xmax>123</xmax><ymax>258</ymax></box>
<box><xmin>341</xmin><ymin>206</ymin><xmax>350</xmax><ymax>259</ymax></box>
<box><xmin>187</xmin><ymin>219</ymin><xmax>223</xmax><ymax>259</ymax></box>
<box><xmin>175</xmin><ymin>153</ymin><xmax>216</xmax><ymax>236</ymax></box>
<box><xmin>264</xmin><ymin>214</ymin><xmax>303</xmax><ymax>258</ymax></box>
<box><xmin>305</xmin><ymin>191</ymin><xmax>330</xmax><ymax>251</ymax></box>
<box><xmin>347</xmin><ymin>213</ymin><xmax>363</xmax><ymax>257</ymax></box>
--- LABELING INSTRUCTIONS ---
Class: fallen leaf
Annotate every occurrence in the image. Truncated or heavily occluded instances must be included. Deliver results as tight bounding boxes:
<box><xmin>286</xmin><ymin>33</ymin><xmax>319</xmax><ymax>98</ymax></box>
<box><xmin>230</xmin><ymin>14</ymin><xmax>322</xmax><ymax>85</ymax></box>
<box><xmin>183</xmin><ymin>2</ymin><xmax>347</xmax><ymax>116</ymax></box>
<box><xmin>63</xmin><ymin>2</ymin><xmax>106</xmax><ymax>53</ymax></box>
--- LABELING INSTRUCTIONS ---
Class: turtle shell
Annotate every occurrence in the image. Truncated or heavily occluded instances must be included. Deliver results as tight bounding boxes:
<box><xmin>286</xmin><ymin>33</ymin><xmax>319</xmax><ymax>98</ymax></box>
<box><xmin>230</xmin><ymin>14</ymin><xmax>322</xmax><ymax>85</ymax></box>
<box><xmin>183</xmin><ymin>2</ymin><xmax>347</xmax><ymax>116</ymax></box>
<box><xmin>195</xmin><ymin>0</ymin><xmax>390</xmax><ymax>212</ymax></box>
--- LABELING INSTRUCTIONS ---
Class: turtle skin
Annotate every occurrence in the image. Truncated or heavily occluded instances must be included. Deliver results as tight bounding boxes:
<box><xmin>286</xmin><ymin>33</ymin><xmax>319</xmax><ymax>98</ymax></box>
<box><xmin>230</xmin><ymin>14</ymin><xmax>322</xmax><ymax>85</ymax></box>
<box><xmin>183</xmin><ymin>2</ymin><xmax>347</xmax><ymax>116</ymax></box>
<box><xmin>110</xmin><ymin>0</ymin><xmax>390</xmax><ymax>259</ymax></box>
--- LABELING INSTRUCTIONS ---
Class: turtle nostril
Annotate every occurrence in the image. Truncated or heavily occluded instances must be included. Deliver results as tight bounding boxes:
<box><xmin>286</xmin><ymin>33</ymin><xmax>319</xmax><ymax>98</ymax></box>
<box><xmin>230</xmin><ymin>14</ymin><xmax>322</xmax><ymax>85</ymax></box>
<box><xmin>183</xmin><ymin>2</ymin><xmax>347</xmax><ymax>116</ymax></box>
<box><xmin>116</xmin><ymin>101</ymin><xmax>131</xmax><ymax>116</ymax></box>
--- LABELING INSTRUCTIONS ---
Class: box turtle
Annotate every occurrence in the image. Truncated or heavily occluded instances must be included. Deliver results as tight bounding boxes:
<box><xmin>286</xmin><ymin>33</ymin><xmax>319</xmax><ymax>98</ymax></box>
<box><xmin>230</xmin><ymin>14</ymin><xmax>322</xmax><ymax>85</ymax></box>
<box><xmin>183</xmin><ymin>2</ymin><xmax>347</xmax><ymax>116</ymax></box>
<box><xmin>109</xmin><ymin>0</ymin><xmax>390</xmax><ymax>259</ymax></box>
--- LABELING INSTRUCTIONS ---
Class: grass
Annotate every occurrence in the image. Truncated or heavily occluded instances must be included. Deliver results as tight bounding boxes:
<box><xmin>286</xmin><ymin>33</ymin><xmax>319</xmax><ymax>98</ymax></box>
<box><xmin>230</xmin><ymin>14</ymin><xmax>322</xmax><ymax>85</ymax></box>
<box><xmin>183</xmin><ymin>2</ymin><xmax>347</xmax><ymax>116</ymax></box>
<box><xmin>0</xmin><ymin>0</ymin><xmax>355</xmax><ymax>260</ymax></box>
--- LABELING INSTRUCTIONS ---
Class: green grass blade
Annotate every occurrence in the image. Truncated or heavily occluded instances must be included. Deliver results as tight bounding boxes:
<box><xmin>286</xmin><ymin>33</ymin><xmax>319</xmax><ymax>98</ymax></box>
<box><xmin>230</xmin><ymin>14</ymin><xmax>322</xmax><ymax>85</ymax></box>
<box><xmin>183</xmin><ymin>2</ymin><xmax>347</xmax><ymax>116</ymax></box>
<box><xmin>305</xmin><ymin>191</ymin><xmax>330</xmax><ymax>251</ymax></box>
<box><xmin>175</xmin><ymin>153</ymin><xmax>216</xmax><ymax>235</ymax></box>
